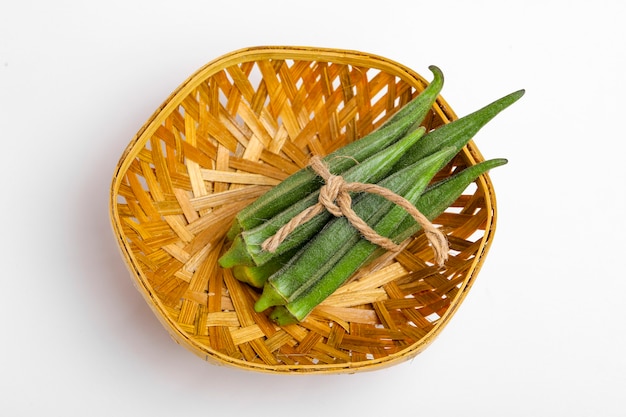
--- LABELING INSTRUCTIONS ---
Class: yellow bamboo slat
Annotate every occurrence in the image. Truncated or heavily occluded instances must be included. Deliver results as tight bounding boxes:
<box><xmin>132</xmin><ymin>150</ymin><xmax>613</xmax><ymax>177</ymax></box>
<box><xmin>189</xmin><ymin>185</ymin><xmax>271</xmax><ymax>211</ymax></box>
<box><xmin>230</xmin><ymin>325</ymin><xmax>265</xmax><ymax>345</ymax></box>
<box><xmin>200</xmin><ymin>169</ymin><xmax>280</xmax><ymax>186</ymax></box>
<box><xmin>205</xmin><ymin>312</ymin><xmax>240</xmax><ymax>327</ymax></box>
<box><xmin>110</xmin><ymin>46</ymin><xmax>498</xmax><ymax>374</ymax></box>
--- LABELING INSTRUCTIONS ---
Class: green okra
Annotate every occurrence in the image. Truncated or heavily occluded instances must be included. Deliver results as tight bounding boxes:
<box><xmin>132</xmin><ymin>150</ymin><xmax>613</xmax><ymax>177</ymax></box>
<box><xmin>225</xmin><ymin>65</ymin><xmax>444</xmax><ymax>240</ymax></box>
<box><xmin>221</xmin><ymin>88</ymin><xmax>525</xmax><ymax>269</ymax></box>
<box><xmin>253</xmin><ymin>146</ymin><xmax>457</xmax><ymax>313</ymax></box>
<box><xmin>269</xmin><ymin>157</ymin><xmax>509</xmax><ymax>325</ymax></box>
<box><xmin>219</xmin><ymin>126</ymin><xmax>427</xmax><ymax>269</ymax></box>
<box><xmin>392</xmin><ymin>89</ymin><xmax>524</xmax><ymax>171</ymax></box>
<box><xmin>394</xmin><ymin>158</ymin><xmax>510</xmax><ymax>243</ymax></box>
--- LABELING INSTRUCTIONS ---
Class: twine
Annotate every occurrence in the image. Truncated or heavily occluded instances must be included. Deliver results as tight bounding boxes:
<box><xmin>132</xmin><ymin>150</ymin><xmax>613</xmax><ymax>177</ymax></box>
<box><xmin>261</xmin><ymin>156</ymin><xmax>449</xmax><ymax>266</ymax></box>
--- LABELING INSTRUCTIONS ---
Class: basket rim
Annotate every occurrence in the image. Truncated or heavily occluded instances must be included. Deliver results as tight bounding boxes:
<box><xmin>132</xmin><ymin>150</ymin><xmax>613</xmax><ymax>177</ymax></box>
<box><xmin>109</xmin><ymin>45</ymin><xmax>498</xmax><ymax>373</ymax></box>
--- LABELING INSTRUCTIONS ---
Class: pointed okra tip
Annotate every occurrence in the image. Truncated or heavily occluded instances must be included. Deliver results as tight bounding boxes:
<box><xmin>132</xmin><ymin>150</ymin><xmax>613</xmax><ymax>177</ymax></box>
<box><xmin>426</xmin><ymin>65</ymin><xmax>444</xmax><ymax>88</ymax></box>
<box><xmin>511</xmin><ymin>88</ymin><xmax>525</xmax><ymax>101</ymax></box>
<box><xmin>492</xmin><ymin>158</ymin><xmax>509</xmax><ymax>167</ymax></box>
<box><xmin>427</xmin><ymin>65</ymin><xmax>444</xmax><ymax>80</ymax></box>
<box><xmin>489</xmin><ymin>88</ymin><xmax>526</xmax><ymax>112</ymax></box>
<box><xmin>503</xmin><ymin>89</ymin><xmax>526</xmax><ymax>108</ymax></box>
<box><xmin>469</xmin><ymin>158</ymin><xmax>509</xmax><ymax>180</ymax></box>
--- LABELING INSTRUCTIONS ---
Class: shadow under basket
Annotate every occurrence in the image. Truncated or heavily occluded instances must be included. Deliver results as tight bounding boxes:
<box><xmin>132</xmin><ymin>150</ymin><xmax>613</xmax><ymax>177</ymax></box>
<box><xmin>110</xmin><ymin>46</ymin><xmax>499</xmax><ymax>374</ymax></box>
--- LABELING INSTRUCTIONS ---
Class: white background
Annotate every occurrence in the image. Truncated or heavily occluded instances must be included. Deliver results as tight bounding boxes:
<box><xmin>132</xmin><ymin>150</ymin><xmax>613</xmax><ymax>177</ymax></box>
<box><xmin>1</xmin><ymin>0</ymin><xmax>625</xmax><ymax>415</ymax></box>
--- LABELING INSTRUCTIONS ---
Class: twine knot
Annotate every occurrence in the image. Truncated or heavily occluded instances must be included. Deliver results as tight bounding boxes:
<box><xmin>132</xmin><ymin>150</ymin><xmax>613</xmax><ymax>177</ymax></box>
<box><xmin>317</xmin><ymin>171</ymin><xmax>347</xmax><ymax>217</ymax></box>
<box><xmin>261</xmin><ymin>156</ymin><xmax>449</xmax><ymax>267</ymax></box>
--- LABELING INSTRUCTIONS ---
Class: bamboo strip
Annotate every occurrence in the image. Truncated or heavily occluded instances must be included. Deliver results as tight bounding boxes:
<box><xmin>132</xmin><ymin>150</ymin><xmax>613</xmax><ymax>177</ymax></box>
<box><xmin>264</xmin><ymin>330</ymin><xmax>293</xmax><ymax>353</ymax></box>
<box><xmin>205</xmin><ymin>312</ymin><xmax>240</xmax><ymax>327</ymax></box>
<box><xmin>313</xmin><ymin>305</ymin><xmax>380</xmax><ymax>325</ymax></box>
<box><xmin>230</xmin><ymin>325</ymin><xmax>265</xmax><ymax>345</ymax></box>
<box><xmin>200</xmin><ymin>169</ymin><xmax>280</xmax><ymax>186</ymax></box>
<box><xmin>189</xmin><ymin>185</ymin><xmax>270</xmax><ymax>211</ymax></box>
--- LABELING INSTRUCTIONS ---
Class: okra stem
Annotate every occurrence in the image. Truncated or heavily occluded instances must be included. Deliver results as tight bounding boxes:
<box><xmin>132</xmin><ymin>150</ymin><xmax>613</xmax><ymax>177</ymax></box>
<box><xmin>232</xmin><ymin>248</ymin><xmax>298</xmax><ymax>288</ymax></box>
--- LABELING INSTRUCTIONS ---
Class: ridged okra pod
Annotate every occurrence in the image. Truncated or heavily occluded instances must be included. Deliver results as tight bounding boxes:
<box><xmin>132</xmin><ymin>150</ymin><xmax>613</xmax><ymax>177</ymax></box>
<box><xmin>392</xmin><ymin>89</ymin><xmax>525</xmax><ymax>171</ymax></box>
<box><xmin>254</xmin><ymin>146</ymin><xmax>457</xmax><ymax>313</ymax></box>
<box><xmin>225</xmin><ymin>66</ymin><xmax>444</xmax><ymax>239</ymax></box>
<box><xmin>223</xmin><ymin>88</ymin><xmax>524</xmax><ymax>269</ymax></box>
<box><xmin>219</xmin><ymin>126</ymin><xmax>427</xmax><ymax>268</ymax></box>
<box><xmin>269</xmin><ymin>158</ymin><xmax>509</xmax><ymax>325</ymax></box>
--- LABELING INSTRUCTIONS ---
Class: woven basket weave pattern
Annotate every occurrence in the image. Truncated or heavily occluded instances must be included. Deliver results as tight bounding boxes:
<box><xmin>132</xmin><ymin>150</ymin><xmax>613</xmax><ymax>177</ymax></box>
<box><xmin>110</xmin><ymin>47</ymin><xmax>496</xmax><ymax>373</ymax></box>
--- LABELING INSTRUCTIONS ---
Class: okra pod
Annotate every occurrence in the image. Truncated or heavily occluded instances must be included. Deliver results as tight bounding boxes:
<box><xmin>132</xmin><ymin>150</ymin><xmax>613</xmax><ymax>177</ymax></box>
<box><xmin>269</xmin><ymin>158</ymin><xmax>509</xmax><ymax>325</ymax></box>
<box><xmin>395</xmin><ymin>158</ymin><xmax>510</xmax><ymax>243</ymax></box>
<box><xmin>393</xmin><ymin>89</ymin><xmax>525</xmax><ymax>171</ymax></box>
<box><xmin>222</xmin><ymin>88</ymin><xmax>525</xmax><ymax>269</ymax></box>
<box><xmin>254</xmin><ymin>146</ymin><xmax>457</xmax><ymax>313</ymax></box>
<box><xmin>226</xmin><ymin>66</ymin><xmax>444</xmax><ymax>239</ymax></box>
<box><xmin>219</xmin><ymin>126</ymin><xmax>427</xmax><ymax>268</ymax></box>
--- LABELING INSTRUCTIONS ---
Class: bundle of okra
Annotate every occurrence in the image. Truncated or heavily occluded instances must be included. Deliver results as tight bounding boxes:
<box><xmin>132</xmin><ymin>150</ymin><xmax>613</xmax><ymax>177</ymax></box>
<box><xmin>218</xmin><ymin>66</ymin><xmax>524</xmax><ymax>325</ymax></box>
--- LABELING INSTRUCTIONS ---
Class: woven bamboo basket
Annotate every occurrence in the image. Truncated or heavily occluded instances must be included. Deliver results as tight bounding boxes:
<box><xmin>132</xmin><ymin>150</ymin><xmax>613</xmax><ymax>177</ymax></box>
<box><xmin>110</xmin><ymin>46</ymin><xmax>499</xmax><ymax>374</ymax></box>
